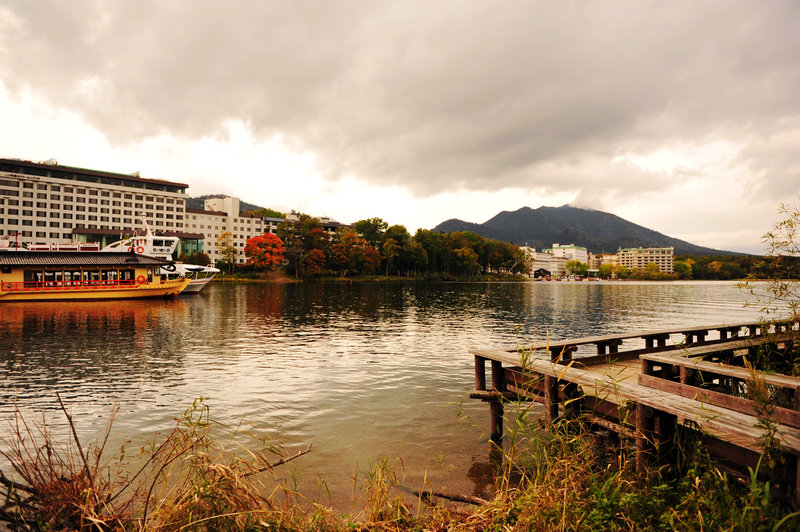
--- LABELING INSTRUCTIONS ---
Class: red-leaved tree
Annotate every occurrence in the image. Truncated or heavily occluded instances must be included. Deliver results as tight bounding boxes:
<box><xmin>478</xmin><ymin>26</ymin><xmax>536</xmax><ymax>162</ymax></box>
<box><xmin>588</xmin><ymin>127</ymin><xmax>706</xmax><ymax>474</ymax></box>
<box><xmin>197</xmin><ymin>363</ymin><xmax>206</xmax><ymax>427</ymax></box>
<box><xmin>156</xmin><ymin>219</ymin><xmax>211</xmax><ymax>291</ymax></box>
<box><xmin>244</xmin><ymin>233</ymin><xmax>286</xmax><ymax>270</ymax></box>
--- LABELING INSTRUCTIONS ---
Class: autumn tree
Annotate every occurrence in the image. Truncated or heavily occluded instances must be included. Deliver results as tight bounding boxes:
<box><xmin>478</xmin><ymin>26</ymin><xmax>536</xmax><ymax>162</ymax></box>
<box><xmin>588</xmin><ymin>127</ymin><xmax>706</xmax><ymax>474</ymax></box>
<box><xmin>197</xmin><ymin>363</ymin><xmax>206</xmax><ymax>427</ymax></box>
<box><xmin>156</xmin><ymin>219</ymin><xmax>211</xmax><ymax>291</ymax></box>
<box><xmin>216</xmin><ymin>231</ymin><xmax>237</xmax><ymax>274</ymax></box>
<box><xmin>277</xmin><ymin>213</ymin><xmax>323</xmax><ymax>277</ymax></box>
<box><xmin>302</xmin><ymin>248</ymin><xmax>327</xmax><ymax>277</ymax></box>
<box><xmin>330</xmin><ymin>230</ymin><xmax>379</xmax><ymax>278</ymax></box>
<box><xmin>244</xmin><ymin>233</ymin><xmax>285</xmax><ymax>270</ymax></box>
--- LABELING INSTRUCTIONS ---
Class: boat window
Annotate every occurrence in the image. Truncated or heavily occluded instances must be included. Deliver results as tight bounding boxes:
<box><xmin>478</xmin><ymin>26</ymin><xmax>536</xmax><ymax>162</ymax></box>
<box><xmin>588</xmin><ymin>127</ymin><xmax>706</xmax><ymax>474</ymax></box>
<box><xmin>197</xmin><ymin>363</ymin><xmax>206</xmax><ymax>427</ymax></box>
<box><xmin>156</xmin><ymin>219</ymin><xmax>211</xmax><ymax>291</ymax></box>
<box><xmin>44</xmin><ymin>271</ymin><xmax>55</xmax><ymax>285</ymax></box>
<box><xmin>120</xmin><ymin>269</ymin><xmax>134</xmax><ymax>281</ymax></box>
<box><xmin>24</xmin><ymin>270</ymin><xmax>43</xmax><ymax>283</ymax></box>
<box><xmin>88</xmin><ymin>269</ymin><xmax>100</xmax><ymax>281</ymax></box>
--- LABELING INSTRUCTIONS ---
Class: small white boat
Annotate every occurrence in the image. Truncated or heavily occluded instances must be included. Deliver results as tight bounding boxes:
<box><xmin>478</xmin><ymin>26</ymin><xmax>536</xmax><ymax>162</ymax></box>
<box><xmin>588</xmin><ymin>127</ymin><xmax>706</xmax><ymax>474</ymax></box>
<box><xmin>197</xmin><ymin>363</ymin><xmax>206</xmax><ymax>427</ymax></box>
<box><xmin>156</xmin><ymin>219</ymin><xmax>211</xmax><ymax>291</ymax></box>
<box><xmin>100</xmin><ymin>215</ymin><xmax>219</xmax><ymax>294</ymax></box>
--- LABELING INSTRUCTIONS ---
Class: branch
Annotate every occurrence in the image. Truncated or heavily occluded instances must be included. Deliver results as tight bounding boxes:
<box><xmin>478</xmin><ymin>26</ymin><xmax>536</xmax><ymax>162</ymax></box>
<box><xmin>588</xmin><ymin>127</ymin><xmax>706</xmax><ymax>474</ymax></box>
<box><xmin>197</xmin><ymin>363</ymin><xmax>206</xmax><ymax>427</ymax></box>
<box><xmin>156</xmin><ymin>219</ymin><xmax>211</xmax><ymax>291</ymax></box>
<box><xmin>244</xmin><ymin>444</ymin><xmax>312</xmax><ymax>478</ymax></box>
<box><xmin>411</xmin><ymin>488</ymin><xmax>488</xmax><ymax>506</ymax></box>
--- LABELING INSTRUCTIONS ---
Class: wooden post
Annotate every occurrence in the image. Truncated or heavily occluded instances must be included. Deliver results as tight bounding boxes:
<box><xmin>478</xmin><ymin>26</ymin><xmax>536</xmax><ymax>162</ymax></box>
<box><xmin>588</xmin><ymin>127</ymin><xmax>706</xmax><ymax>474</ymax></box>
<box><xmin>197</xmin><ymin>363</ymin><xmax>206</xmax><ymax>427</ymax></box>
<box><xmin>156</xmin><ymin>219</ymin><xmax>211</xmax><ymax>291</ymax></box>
<box><xmin>635</xmin><ymin>404</ymin><xmax>653</xmax><ymax>473</ymax></box>
<box><xmin>544</xmin><ymin>375</ymin><xmax>559</xmax><ymax>426</ymax></box>
<box><xmin>563</xmin><ymin>382</ymin><xmax>581</xmax><ymax>420</ymax></box>
<box><xmin>490</xmin><ymin>360</ymin><xmax>505</xmax><ymax>451</ymax></box>
<box><xmin>474</xmin><ymin>355</ymin><xmax>486</xmax><ymax>391</ymax></box>
<box><xmin>655</xmin><ymin>412</ymin><xmax>677</xmax><ymax>470</ymax></box>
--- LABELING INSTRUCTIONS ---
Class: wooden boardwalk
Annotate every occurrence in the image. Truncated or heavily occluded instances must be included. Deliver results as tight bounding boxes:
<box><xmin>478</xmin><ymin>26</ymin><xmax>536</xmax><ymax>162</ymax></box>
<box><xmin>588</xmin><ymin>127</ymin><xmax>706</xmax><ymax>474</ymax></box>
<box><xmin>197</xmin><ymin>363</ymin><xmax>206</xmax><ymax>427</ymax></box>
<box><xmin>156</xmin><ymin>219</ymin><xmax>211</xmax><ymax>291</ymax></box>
<box><xmin>470</xmin><ymin>319</ymin><xmax>800</xmax><ymax>493</ymax></box>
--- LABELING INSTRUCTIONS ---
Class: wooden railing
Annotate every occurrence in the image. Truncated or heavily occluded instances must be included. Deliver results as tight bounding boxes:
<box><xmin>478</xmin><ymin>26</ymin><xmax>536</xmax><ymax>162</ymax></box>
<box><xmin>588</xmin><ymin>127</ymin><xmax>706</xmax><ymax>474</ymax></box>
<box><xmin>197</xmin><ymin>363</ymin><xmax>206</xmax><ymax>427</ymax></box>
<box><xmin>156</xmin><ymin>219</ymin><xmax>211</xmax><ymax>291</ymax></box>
<box><xmin>0</xmin><ymin>279</ymin><xmax>144</xmax><ymax>292</ymax></box>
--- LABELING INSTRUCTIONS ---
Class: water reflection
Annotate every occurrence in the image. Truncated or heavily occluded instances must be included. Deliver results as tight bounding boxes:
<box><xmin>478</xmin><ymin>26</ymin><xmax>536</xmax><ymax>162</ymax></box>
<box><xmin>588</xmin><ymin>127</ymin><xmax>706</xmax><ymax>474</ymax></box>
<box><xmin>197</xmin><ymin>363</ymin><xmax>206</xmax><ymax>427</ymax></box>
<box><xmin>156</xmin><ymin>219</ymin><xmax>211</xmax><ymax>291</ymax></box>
<box><xmin>0</xmin><ymin>281</ymin><xmax>762</xmax><ymax>505</ymax></box>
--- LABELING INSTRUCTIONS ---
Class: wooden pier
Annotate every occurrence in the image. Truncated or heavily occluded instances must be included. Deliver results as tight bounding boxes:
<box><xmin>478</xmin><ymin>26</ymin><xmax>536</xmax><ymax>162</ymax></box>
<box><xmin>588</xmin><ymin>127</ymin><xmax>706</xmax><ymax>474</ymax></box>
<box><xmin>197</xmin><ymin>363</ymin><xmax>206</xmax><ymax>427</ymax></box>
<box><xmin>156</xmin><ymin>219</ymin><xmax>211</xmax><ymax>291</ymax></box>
<box><xmin>470</xmin><ymin>319</ymin><xmax>800</xmax><ymax>492</ymax></box>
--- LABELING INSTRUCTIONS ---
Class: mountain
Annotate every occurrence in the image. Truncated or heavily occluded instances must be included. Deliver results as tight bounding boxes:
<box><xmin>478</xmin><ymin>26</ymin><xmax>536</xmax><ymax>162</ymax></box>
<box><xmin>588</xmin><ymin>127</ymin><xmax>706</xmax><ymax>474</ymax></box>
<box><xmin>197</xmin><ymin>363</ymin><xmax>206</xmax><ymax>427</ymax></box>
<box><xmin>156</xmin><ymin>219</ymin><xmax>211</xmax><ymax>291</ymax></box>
<box><xmin>186</xmin><ymin>195</ymin><xmax>266</xmax><ymax>213</ymax></box>
<box><xmin>433</xmin><ymin>205</ymin><xmax>737</xmax><ymax>256</ymax></box>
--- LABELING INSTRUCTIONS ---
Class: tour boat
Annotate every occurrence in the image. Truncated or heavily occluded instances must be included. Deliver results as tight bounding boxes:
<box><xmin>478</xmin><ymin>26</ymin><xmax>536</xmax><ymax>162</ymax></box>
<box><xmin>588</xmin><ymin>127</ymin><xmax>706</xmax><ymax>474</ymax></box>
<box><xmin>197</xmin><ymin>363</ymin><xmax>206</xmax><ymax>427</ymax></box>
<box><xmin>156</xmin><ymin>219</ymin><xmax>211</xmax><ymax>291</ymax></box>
<box><xmin>99</xmin><ymin>219</ymin><xmax>219</xmax><ymax>294</ymax></box>
<box><xmin>0</xmin><ymin>249</ymin><xmax>189</xmax><ymax>301</ymax></box>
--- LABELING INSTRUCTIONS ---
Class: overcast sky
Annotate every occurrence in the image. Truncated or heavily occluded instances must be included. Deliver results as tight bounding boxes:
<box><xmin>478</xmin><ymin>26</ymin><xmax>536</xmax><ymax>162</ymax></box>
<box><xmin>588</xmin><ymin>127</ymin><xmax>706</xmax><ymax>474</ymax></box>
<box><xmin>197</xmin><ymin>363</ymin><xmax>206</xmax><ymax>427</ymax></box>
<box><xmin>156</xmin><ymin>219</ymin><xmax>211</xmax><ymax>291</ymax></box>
<box><xmin>2</xmin><ymin>1</ymin><xmax>799</xmax><ymax>254</ymax></box>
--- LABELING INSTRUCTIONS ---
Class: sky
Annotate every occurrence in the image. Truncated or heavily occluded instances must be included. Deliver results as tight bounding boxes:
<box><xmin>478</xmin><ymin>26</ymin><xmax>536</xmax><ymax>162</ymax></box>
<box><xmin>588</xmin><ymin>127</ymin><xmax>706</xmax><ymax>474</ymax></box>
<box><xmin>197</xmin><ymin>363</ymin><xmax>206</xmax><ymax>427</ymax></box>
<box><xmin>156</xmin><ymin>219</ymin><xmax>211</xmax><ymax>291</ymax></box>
<box><xmin>1</xmin><ymin>1</ymin><xmax>799</xmax><ymax>254</ymax></box>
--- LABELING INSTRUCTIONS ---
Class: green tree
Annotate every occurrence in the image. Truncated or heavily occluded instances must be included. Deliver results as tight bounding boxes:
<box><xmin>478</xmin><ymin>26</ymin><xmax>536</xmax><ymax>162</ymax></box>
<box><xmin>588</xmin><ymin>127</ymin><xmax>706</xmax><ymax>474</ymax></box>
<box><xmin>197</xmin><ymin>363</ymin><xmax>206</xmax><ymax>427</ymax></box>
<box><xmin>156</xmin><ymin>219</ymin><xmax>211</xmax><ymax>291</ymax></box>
<box><xmin>216</xmin><ymin>232</ymin><xmax>237</xmax><ymax>274</ymax></box>
<box><xmin>673</xmin><ymin>260</ymin><xmax>693</xmax><ymax>279</ymax></box>
<box><xmin>566</xmin><ymin>260</ymin><xmax>588</xmax><ymax>277</ymax></box>
<box><xmin>598</xmin><ymin>263</ymin><xmax>614</xmax><ymax>279</ymax></box>
<box><xmin>353</xmin><ymin>218</ymin><xmax>388</xmax><ymax>249</ymax></box>
<box><xmin>277</xmin><ymin>213</ymin><xmax>323</xmax><ymax>277</ymax></box>
<box><xmin>252</xmin><ymin>207</ymin><xmax>285</xmax><ymax>219</ymax></box>
<box><xmin>382</xmin><ymin>238</ymin><xmax>400</xmax><ymax>276</ymax></box>
<box><xmin>453</xmin><ymin>247</ymin><xmax>480</xmax><ymax>276</ymax></box>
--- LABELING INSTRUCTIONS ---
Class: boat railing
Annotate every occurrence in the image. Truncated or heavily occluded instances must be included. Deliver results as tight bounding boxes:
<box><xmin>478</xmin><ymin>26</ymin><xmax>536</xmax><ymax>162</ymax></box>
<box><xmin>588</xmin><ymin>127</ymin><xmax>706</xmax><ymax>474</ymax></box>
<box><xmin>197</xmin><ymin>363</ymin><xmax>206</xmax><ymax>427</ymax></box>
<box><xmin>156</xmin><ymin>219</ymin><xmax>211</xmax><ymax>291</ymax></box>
<box><xmin>0</xmin><ymin>279</ymin><xmax>148</xmax><ymax>292</ymax></box>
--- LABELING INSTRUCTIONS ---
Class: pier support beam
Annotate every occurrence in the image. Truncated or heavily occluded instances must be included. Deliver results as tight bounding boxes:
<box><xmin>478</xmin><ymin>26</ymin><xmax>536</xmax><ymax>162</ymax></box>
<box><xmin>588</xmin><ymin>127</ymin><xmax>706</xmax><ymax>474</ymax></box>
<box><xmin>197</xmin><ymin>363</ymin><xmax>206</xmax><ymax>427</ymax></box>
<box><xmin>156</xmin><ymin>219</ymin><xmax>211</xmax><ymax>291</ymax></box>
<box><xmin>635</xmin><ymin>404</ymin><xmax>653</xmax><ymax>473</ymax></box>
<box><xmin>544</xmin><ymin>376</ymin><xmax>559</xmax><ymax>426</ymax></box>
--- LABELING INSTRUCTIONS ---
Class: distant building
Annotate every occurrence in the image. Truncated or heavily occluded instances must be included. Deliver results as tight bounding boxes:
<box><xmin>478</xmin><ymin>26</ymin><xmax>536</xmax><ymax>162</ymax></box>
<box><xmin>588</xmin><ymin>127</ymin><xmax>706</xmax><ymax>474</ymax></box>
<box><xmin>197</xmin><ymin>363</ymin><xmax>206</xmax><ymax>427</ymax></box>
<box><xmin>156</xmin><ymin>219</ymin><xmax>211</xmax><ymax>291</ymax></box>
<box><xmin>521</xmin><ymin>247</ymin><xmax>568</xmax><ymax>278</ymax></box>
<box><xmin>543</xmin><ymin>243</ymin><xmax>589</xmax><ymax>263</ymax></box>
<box><xmin>588</xmin><ymin>252</ymin><xmax>619</xmax><ymax>270</ymax></box>
<box><xmin>617</xmin><ymin>247</ymin><xmax>674</xmax><ymax>274</ymax></box>
<box><xmin>186</xmin><ymin>196</ymin><xmax>283</xmax><ymax>265</ymax></box>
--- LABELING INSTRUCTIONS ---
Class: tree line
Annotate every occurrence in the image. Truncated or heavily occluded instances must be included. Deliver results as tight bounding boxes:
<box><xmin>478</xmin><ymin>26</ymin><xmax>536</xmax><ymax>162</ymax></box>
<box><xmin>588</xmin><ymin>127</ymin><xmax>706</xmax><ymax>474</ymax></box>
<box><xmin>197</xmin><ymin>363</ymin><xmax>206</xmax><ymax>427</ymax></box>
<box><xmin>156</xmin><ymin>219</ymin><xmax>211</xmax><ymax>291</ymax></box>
<box><xmin>238</xmin><ymin>215</ymin><xmax>532</xmax><ymax>279</ymax></box>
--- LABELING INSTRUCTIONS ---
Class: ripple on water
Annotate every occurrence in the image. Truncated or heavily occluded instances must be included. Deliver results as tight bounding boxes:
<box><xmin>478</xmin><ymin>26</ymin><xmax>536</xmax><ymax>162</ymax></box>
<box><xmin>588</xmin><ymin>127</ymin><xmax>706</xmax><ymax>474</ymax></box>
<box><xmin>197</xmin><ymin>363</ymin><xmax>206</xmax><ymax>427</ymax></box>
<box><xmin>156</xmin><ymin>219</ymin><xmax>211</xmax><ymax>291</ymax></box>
<box><xmin>0</xmin><ymin>281</ymin><xmax>764</xmax><ymax>507</ymax></box>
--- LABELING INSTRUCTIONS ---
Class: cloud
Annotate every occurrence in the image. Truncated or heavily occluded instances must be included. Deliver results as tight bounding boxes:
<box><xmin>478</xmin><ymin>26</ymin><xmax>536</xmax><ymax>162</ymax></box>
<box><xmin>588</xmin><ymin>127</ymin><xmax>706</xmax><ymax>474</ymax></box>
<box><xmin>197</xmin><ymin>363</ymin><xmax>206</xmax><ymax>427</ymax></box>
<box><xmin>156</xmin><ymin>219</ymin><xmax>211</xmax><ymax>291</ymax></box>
<box><xmin>3</xmin><ymin>1</ymin><xmax>800</xmax><ymax>203</ymax></box>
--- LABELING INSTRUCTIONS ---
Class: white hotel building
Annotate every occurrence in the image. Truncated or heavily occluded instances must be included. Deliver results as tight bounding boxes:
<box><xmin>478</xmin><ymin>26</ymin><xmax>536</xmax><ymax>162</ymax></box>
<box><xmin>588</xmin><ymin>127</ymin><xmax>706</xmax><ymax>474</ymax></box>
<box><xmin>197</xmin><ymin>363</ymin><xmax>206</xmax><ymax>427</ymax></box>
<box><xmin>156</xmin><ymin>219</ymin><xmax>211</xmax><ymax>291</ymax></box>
<box><xmin>186</xmin><ymin>196</ymin><xmax>283</xmax><ymax>264</ymax></box>
<box><xmin>0</xmin><ymin>159</ymin><xmax>281</xmax><ymax>261</ymax></box>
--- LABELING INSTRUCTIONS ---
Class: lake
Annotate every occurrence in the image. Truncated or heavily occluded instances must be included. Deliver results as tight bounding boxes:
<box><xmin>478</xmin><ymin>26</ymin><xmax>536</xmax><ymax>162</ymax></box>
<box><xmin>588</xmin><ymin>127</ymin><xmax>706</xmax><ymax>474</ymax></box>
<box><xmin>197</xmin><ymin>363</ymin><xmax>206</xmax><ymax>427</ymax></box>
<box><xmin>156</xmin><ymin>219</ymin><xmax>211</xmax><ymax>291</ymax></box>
<box><xmin>0</xmin><ymin>280</ymin><xmax>764</xmax><ymax>505</ymax></box>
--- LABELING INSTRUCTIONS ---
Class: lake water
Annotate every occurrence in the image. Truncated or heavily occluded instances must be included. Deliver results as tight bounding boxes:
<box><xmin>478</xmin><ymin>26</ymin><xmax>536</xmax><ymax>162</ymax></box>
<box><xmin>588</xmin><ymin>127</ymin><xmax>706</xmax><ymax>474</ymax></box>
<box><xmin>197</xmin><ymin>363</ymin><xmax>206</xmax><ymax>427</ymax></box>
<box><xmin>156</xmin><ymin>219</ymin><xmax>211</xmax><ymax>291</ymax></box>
<box><xmin>0</xmin><ymin>280</ymin><xmax>765</xmax><ymax>505</ymax></box>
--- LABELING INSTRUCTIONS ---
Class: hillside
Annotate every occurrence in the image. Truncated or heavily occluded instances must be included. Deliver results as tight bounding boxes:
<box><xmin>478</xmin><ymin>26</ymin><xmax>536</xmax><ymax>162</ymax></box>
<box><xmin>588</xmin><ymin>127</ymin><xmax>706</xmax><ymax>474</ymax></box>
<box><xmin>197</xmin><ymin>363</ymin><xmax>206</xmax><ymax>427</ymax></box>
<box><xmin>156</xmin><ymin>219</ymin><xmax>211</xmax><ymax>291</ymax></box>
<box><xmin>433</xmin><ymin>205</ymin><xmax>736</xmax><ymax>256</ymax></box>
<box><xmin>186</xmin><ymin>195</ymin><xmax>266</xmax><ymax>213</ymax></box>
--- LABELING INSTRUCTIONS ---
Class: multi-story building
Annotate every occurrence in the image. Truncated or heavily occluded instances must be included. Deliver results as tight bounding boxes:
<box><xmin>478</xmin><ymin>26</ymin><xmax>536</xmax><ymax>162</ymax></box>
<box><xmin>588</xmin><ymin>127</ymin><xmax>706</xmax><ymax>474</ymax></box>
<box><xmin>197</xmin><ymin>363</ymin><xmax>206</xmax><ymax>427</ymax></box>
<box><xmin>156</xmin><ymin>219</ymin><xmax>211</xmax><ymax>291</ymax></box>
<box><xmin>0</xmin><ymin>158</ymin><xmax>204</xmax><ymax>254</ymax></box>
<box><xmin>617</xmin><ymin>247</ymin><xmax>674</xmax><ymax>274</ymax></box>
<box><xmin>521</xmin><ymin>247</ymin><xmax>568</xmax><ymax>278</ymax></box>
<box><xmin>543</xmin><ymin>243</ymin><xmax>589</xmax><ymax>263</ymax></box>
<box><xmin>588</xmin><ymin>252</ymin><xmax>619</xmax><ymax>270</ymax></box>
<box><xmin>185</xmin><ymin>196</ymin><xmax>284</xmax><ymax>265</ymax></box>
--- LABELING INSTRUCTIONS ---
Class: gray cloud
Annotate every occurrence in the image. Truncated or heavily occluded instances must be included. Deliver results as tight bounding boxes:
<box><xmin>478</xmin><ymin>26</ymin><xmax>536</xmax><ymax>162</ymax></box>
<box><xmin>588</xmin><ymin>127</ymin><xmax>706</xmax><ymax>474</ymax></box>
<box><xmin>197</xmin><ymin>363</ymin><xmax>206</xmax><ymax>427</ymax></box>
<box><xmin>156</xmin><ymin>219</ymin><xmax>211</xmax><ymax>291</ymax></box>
<box><xmin>2</xmin><ymin>0</ymin><xmax>799</xmax><ymax>201</ymax></box>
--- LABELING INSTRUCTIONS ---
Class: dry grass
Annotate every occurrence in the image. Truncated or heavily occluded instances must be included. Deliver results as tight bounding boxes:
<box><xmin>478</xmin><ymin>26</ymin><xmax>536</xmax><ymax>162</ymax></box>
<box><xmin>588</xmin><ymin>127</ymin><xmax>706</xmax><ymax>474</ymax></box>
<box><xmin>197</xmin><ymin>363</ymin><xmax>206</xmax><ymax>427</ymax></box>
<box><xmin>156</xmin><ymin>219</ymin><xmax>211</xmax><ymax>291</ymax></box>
<box><xmin>1</xmin><ymin>392</ymin><xmax>799</xmax><ymax>531</ymax></box>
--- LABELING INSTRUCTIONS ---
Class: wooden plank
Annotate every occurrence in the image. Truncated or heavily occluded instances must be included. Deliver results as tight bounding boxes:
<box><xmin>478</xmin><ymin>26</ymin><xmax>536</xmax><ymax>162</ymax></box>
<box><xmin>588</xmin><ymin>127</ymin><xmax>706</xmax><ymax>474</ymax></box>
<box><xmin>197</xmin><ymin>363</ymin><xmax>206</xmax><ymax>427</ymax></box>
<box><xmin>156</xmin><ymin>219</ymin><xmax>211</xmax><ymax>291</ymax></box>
<box><xmin>641</xmin><ymin>352</ymin><xmax>800</xmax><ymax>388</ymax></box>
<box><xmin>469</xmin><ymin>319</ymin><xmax>799</xmax><ymax>359</ymax></box>
<box><xmin>515</xmin><ymin>357</ymin><xmax>800</xmax><ymax>453</ymax></box>
<box><xmin>638</xmin><ymin>374</ymin><xmax>800</xmax><ymax>428</ymax></box>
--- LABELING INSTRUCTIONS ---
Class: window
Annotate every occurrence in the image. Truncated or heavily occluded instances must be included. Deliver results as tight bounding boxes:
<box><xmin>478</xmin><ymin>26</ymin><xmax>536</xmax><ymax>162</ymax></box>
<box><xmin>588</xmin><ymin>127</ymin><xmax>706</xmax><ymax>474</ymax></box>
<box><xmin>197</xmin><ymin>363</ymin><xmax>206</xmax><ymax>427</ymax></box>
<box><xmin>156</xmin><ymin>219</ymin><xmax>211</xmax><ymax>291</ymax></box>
<box><xmin>50</xmin><ymin>194</ymin><xmax>60</xmax><ymax>200</ymax></box>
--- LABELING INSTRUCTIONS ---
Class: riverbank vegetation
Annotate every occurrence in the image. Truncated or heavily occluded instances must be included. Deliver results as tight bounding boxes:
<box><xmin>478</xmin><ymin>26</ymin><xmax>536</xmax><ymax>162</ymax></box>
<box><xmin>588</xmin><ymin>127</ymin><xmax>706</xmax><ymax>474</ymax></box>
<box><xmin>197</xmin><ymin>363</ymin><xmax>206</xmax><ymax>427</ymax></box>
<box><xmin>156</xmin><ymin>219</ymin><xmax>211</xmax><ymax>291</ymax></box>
<box><xmin>1</xmin><ymin>394</ymin><xmax>797</xmax><ymax>530</ymax></box>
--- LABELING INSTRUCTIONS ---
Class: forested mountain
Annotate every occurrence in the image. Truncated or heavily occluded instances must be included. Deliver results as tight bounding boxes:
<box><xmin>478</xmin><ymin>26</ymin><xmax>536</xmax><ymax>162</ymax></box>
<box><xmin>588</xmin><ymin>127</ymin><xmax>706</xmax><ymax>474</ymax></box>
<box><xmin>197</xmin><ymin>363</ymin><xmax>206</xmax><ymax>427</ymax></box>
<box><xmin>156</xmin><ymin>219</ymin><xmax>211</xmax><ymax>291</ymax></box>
<box><xmin>433</xmin><ymin>205</ymin><xmax>736</xmax><ymax>256</ymax></box>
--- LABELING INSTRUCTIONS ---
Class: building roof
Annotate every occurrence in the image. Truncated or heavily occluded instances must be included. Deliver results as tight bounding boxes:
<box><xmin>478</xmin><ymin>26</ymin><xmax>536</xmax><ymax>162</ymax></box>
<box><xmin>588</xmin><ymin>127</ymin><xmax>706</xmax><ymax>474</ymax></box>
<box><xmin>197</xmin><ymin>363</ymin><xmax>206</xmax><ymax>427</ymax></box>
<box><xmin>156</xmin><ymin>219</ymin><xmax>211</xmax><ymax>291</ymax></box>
<box><xmin>0</xmin><ymin>250</ymin><xmax>172</xmax><ymax>267</ymax></box>
<box><xmin>186</xmin><ymin>208</ymin><xmax>227</xmax><ymax>216</ymax></box>
<box><xmin>0</xmin><ymin>158</ymin><xmax>188</xmax><ymax>189</ymax></box>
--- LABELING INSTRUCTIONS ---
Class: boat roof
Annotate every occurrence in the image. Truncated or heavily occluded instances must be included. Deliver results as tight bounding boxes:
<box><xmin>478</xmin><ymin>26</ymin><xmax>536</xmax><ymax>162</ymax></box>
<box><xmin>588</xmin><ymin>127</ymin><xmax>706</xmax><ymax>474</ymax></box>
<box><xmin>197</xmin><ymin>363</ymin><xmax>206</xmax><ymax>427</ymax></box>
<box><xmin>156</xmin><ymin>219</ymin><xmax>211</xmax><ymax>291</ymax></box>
<box><xmin>0</xmin><ymin>251</ymin><xmax>173</xmax><ymax>267</ymax></box>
